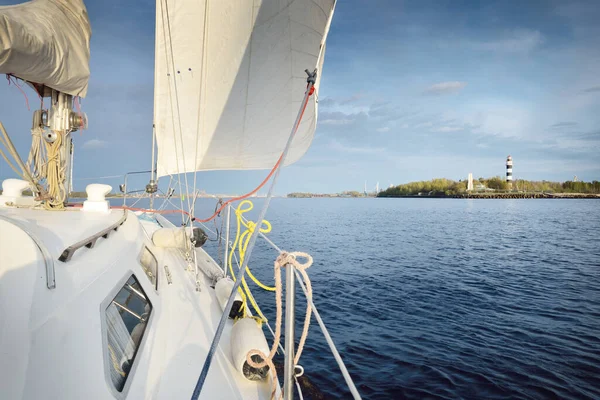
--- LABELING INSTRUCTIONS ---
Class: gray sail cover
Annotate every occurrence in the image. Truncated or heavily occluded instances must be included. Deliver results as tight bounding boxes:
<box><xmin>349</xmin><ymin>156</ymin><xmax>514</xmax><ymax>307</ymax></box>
<box><xmin>0</xmin><ymin>0</ymin><xmax>91</xmax><ymax>97</ymax></box>
<box><xmin>155</xmin><ymin>0</ymin><xmax>336</xmax><ymax>174</ymax></box>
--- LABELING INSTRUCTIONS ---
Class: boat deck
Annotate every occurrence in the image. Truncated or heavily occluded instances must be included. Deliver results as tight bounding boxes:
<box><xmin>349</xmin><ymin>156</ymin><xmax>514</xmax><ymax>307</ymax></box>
<box><xmin>0</xmin><ymin>205</ymin><xmax>273</xmax><ymax>399</ymax></box>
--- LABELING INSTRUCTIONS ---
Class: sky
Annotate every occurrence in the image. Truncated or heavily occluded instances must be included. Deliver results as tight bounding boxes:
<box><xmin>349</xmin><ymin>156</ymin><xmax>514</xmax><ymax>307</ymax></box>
<box><xmin>1</xmin><ymin>0</ymin><xmax>599</xmax><ymax>195</ymax></box>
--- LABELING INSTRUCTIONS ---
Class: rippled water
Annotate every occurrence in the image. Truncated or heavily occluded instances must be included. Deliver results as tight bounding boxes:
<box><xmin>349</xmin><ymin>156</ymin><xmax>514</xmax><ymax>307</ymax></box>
<box><xmin>168</xmin><ymin>198</ymin><xmax>600</xmax><ymax>399</ymax></box>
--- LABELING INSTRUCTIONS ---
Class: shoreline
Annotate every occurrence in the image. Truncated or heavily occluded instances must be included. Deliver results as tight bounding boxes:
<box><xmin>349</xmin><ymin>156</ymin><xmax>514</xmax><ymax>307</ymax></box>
<box><xmin>378</xmin><ymin>193</ymin><xmax>600</xmax><ymax>199</ymax></box>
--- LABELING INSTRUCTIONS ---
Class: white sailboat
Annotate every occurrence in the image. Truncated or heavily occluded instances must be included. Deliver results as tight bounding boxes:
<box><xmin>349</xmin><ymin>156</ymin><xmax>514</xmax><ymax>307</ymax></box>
<box><xmin>0</xmin><ymin>1</ymin><xmax>361</xmax><ymax>399</ymax></box>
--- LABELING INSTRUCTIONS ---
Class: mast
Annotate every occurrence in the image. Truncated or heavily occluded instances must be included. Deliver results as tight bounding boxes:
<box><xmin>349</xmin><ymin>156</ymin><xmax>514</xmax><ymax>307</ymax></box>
<box><xmin>29</xmin><ymin>89</ymin><xmax>87</xmax><ymax>208</ymax></box>
<box><xmin>0</xmin><ymin>0</ymin><xmax>91</xmax><ymax>208</ymax></box>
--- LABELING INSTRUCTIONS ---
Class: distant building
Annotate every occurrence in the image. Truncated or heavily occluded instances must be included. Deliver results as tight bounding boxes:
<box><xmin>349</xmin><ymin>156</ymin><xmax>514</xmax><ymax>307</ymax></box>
<box><xmin>467</xmin><ymin>173</ymin><xmax>473</xmax><ymax>191</ymax></box>
<box><xmin>506</xmin><ymin>155</ymin><xmax>513</xmax><ymax>189</ymax></box>
<box><xmin>574</xmin><ymin>175</ymin><xmax>578</xmax><ymax>182</ymax></box>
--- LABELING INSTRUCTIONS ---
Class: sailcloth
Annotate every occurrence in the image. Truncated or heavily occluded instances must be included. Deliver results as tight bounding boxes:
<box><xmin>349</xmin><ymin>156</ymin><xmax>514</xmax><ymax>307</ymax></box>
<box><xmin>0</xmin><ymin>0</ymin><xmax>91</xmax><ymax>97</ymax></box>
<box><xmin>154</xmin><ymin>0</ymin><xmax>335</xmax><ymax>175</ymax></box>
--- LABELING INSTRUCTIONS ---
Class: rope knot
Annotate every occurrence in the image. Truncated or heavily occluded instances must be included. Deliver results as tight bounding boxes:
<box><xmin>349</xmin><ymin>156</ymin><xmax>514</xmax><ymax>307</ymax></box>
<box><xmin>275</xmin><ymin>251</ymin><xmax>313</xmax><ymax>271</ymax></box>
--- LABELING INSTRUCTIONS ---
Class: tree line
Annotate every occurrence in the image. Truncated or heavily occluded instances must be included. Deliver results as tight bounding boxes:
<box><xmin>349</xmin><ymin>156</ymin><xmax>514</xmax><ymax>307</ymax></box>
<box><xmin>378</xmin><ymin>177</ymin><xmax>600</xmax><ymax>197</ymax></box>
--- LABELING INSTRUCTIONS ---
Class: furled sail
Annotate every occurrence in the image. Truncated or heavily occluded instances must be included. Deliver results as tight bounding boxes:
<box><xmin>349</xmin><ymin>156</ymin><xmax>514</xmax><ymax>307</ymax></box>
<box><xmin>154</xmin><ymin>0</ymin><xmax>335</xmax><ymax>176</ymax></box>
<box><xmin>0</xmin><ymin>0</ymin><xmax>91</xmax><ymax>97</ymax></box>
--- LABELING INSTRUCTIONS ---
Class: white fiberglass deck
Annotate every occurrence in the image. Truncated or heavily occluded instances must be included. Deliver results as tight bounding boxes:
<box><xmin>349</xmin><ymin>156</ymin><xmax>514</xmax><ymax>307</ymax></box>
<box><xmin>0</xmin><ymin>206</ymin><xmax>273</xmax><ymax>399</ymax></box>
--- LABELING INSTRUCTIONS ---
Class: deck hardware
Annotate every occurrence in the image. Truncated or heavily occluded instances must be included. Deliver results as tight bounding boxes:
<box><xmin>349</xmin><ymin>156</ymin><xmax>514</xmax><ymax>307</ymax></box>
<box><xmin>0</xmin><ymin>214</ymin><xmax>56</xmax><ymax>289</ymax></box>
<box><xmin>58</xmin><ymin>210</ymin><xmax>128</xmax><ymax>262</ymax></box>
<box><xmin>164</xmin><ymin>265</ymin><xmax>172</xmax><ymax>285</ymax></box>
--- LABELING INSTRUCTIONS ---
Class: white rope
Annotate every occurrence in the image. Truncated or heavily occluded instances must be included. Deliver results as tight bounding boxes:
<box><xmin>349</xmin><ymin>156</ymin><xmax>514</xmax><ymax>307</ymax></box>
<box><xmin>192</xmin><ymin>77</ymin><xmax>317</xmax><ymax>400</ymax></box>
<box><xmin>26</xmin><ymin>126</ymin><xmax>46</xmax><ymax>182</ymax></box>
<box><xmin>43</xmin><ymin>131</ymin><xmax>67</xmax><ymax>210</ymax></box>
<box><xmin>245</xmin><ymin>252</ymin><xmax>313</xmax><ymax>400</ymax></box>
<box><xmin>293</xmin><ymin>268</ymin><xmax>361</xmax><ymax>399</ymax></box>
<box><xmin>238</xmin><ymin>206</ymin><xmax>360</xmax><ymax>399</ymax></box>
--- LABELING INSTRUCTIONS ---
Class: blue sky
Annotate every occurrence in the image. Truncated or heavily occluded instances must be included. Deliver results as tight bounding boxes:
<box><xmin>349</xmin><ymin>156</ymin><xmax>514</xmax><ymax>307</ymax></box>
<box><xmin>1</xmin><ymin>0</ymin><xmax>599</xmax><ymax>195</ymax></box>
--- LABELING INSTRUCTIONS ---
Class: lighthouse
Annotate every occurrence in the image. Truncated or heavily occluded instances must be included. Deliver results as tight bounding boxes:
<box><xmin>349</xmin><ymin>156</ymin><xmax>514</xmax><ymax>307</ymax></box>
<box><xmin>506</xmin><ymin>155</ymin><xmax>513</xmax><ymax>189</ymax></box>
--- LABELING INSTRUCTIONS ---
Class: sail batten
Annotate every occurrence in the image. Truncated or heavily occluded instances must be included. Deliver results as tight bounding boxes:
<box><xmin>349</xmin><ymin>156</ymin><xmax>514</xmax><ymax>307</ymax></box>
<box><xmin>154</xmin><ymin>0</ymin><xmax>335</xmax><ymax>176</ymax></box>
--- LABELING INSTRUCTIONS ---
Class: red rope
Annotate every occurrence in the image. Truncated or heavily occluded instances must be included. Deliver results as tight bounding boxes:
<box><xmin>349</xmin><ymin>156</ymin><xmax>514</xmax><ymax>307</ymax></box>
<box><xmin>89</xmin><ymin>84</ymin><xmax>316</xmax><ymax>224</ymax></box>
<box><xmin>194</xmin><ymin>84</ymin><xmax>315</xmax><ymax>223</ymax></box>
<box><xmin>6</xmin><ymin>74</ymin><xmax>30</xmax><ymax>111</ymax></box>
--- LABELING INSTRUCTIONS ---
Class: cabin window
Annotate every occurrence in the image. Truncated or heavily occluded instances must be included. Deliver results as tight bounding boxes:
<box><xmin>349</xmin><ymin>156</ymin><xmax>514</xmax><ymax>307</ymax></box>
<box><xmin>105</xmin><ymin>275</ymin><xmax>152</xmax><ymax>392</ymax></box>
<box><xmin>139</xmin><ymin>246</ymin><xmax>158</xmax><ymax>289</ymax></box>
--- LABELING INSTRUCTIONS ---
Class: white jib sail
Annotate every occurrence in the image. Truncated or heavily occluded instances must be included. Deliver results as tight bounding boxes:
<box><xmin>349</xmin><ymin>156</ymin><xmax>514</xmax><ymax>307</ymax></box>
<box><xmin>0</xmin><ymin>0</ymin><xmax>91</xmax><ymax>97</ymax></box>
<box><xmin>154</xmin><ymin>0</ymin><xmax>335</xmax><ymax>176</ymax></box>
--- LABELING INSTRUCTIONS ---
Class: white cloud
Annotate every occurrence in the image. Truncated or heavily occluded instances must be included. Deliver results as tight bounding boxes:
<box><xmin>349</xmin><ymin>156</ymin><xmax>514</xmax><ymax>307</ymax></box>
<box><xmin>339</xmin><ymin>93</ymin><xmax>364</xmax><ymax>105</ymax></box>
<box><xmin>329</xmin><ymin>139</ymin><xmax>385</xmax><ymax>154</ymax></box>
<box><xmin>470</xmin><ymin>29</ymin><xmax>544</xmax><ymax>53</ymax></box>
<box><xmin>318</xmin><ymin>111</ymin><xmax>368</xmax><ymax>126</ymax></box>
<box><xmin>423</xmin><ymin>81</ymin><xmax>467</xmax><ymax>95</ymax></box>
<box><xmin>414</xmin><ymin>121</ymin><xmax>434</xmax><ymax>129</ymax></box>
<box><xmin>550</xmin><ymin>121</ymin><xmax>578</xmax><ymax>128</ymax></box>
<box><xmin>433</xmin><ymin>126</ymin><xmax>461</xmax><ymax>133</ymax></box>
<box><xmin>460</xmin><ymin>100</ymin><xmax>534</xmax><ymax>139</ymax></box>
<box><xmin>81</xmin><ymin>139</ymin><xmax>108</xmax><ymax>149</ymax></box>
<box><xmin>376</xmin><ymin>127</ymin><xmax>390</xmax><ymax>132</ymax></box>
<box><xmin>320</xmin><ymin>119</ymin><xmax>354</xmax><ymax>126</ymax></box>
<box><xmin>583</xmin><ymin>86</ymin><xmax>600</xmax><ymax>93</ymax></box>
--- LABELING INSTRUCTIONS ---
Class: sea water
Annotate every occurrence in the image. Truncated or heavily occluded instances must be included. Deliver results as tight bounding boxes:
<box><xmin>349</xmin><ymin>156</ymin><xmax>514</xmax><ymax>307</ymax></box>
<box><xmin>140</xmin><ymin>197</ymin><xmax>600</xmax><ymax>399</ymax></box>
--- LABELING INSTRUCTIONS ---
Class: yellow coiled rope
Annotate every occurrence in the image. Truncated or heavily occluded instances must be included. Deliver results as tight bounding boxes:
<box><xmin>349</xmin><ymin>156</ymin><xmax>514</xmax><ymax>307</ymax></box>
<box><xmin>228</xmin><ymin>200</ymin><xmax>276</xmax><ymax>322</ymax></box>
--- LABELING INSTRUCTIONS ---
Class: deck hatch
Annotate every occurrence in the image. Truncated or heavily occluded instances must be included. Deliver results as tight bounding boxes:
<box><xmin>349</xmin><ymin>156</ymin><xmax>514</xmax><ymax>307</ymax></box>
<box><xmin>104</xmin><ymin>275</ymin><xmax>152</xmax><ymax>393</ymax></box>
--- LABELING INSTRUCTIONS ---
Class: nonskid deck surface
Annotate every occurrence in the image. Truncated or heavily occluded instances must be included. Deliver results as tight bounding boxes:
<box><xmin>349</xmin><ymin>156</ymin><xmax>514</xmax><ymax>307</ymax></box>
<box><xmin>0</xmin><ymin>206</ymin><xmax>272</xmax><ymax>399</ymax></box>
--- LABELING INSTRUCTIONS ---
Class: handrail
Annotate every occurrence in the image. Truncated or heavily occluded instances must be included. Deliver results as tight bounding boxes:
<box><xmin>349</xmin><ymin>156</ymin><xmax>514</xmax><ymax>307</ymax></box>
<box><xmin>0</xmin><ymin>214</ymin><xmax>56</xmax><ymax>289</ymax></box>
<box><xmin>121</xmin><ymin>170</ymin><xmax>153</xmax><ymax>206</ymax></box>
<box><xmin>58</xmin><ymin>210</ymin><xmax>128</xmax><ymax>262</ymax></box>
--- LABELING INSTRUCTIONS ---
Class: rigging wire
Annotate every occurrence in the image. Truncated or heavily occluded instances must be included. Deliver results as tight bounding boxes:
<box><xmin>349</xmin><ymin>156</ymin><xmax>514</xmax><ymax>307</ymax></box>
<box><xmin>191</xmin><ymin>0</ymin><xmax>211</xmax><ymax>216</ymax></box>
<box><xmin>159</xmin><ymin>0</ymin><xmax>190</xmax><ymax>223</ymax></box>
<box><xmin>193</xmin><ymin>85</ymin><xmax>316</xmax><ymax>224</ymax></box>
<box><xmin>0</xmin><ymin>122</ymin><xmax>41</xmax><ymax>196</ymax></box>
<box><xmin>190</xmin><ymin>70</ymin><xmax>318</xmax><ymax>400</ymax></box>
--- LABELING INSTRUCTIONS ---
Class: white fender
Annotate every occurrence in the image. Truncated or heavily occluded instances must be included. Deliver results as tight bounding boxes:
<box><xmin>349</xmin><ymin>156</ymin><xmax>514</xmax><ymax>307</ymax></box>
<box><xmin>215</xmin><ymin>278</ymin><xmax>243</xmax><ymax>319</ymax></box>
<box><xmin>152</xmin><ymin>227</ymin><xmax>190</xmax><ymax>248</ymax></box>
<box><xmin>230</xmin><ymin>317</ymin><xmax>270</xmax><ymax>380</ymax></box>
<box><xmin>152</xmin><ymin>227</ymin><xmax>207</xmax><ymax>249</ymax></box>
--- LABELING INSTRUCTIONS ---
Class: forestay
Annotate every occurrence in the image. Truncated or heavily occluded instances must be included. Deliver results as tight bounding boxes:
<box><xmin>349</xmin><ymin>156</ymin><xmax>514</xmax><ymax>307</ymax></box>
<box><xmin>154</xmin><ymin>0</ymin><xmax>335</xmax><ymax>176</ymax></box>
<box><xmin>0</xmin><ymin>0</ymin><xmax>91</xmax><ymax>97</ymax></box>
